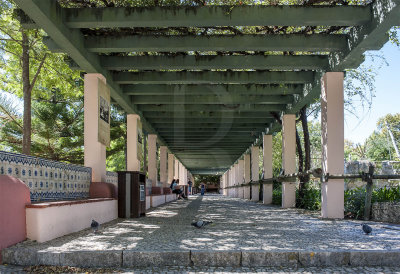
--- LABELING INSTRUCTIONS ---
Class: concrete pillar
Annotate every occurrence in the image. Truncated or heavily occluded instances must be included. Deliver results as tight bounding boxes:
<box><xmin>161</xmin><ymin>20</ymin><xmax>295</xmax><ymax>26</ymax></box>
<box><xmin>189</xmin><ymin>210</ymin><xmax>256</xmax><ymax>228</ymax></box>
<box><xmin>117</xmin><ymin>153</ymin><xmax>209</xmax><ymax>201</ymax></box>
<box><xmin>229</xmin><ymin>167</ymin><xmax>233</xmax><ymax>197</ymax></box>
<box><xmin>179</xmin><ymin>162</ymin><xmax>184</xmax><ymax>184</ymax></box>
<box><xmin>263</xmin><ymin>135</ymin><xmax>273</xmax><ymax>204</ymax></box>
<box><xmin>127</xmin><ymin>114</ymin><xmax>141</xmax><ymax>172</ymax></box>
<box><xmin>244</xmin><ymin>154</ymin><xmax>251</xmax><ymax>199</ymax></box>
<box><xmin>174</xmin><ymin>159</ymin><xmax>179</xmax><ymax>180</ymax></box>
<box><xmin>251</xmin><ymin>146</ymin><xmax>260</xmax><ymax>201</ymax></box>
<box><xmin>183</xmin><ymin>167</ymin><xmax>188</xmax><ymax>185</ymax></box>
<box><xmin>84</xmin><ymin>73</ymin><xmax>107</xmax><ymax>182</ymax></box>
<box><xmin>238</xmin><ymin>159</ymin><xmax>244</xmax><ymax>199</ymax></box>
<box><xmin>148</xmin><ymin>134</ymin><xmax>157</xmax><ymax>186</ymax></box>
<box><xmin>321</xmin><ymin>72</ymin><xmax>345</xmax><ymax>219</ymax></box>
<box><xmin>168</xmin><ymin>153</ymin><xmax>174</xmax><ymax>184</ymax></box>
<box><xmin>160</xmin><ymin>146</ymin><xmax>167</xmax><ymax>187</ymax></box>
<box><xmin>234</xmin><ymin>162</ymin><xmax>239</xmax><ymax>198</ymax></box>
<box><xmin>282</xmin><ymin>114</ymin><xmax>296</xmax><ymax>208</ymax></box>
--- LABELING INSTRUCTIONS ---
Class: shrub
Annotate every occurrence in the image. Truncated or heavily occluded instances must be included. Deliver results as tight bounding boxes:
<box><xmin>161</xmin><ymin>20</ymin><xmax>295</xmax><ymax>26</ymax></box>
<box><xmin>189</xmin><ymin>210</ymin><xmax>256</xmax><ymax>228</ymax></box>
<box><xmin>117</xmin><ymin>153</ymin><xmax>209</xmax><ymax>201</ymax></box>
<box><xmin>344</xmin><ymin>185</ymin><xmax>400</xmax><ymax>219</ymax></box>
<box><xmin>296</xmin><ymin>184</ymin><xmax>321</xmax><ymax>211</ymax></box>
<box><xmin>272</xmin><ymin>184</ymin><xmax>282</xmax><ymax>205</ymax></box>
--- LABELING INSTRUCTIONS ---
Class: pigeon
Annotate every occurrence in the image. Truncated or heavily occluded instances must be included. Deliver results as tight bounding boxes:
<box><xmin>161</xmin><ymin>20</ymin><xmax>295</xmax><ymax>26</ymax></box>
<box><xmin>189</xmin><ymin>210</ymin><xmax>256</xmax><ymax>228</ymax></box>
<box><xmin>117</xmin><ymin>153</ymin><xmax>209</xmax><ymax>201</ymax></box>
<box><xmin>191</xmin><ymin>220</ymin><xmax>213</xmax><ymax>228</ymax></box>
<box><xmin>91</xmin><ymin>219</ymin><xmax>100</xmax><ymax>234</ymax></box>
<box><xmin>362</xmin><ymin>224</ymin><xmax>372</xmax><ymax>235</ymax></box>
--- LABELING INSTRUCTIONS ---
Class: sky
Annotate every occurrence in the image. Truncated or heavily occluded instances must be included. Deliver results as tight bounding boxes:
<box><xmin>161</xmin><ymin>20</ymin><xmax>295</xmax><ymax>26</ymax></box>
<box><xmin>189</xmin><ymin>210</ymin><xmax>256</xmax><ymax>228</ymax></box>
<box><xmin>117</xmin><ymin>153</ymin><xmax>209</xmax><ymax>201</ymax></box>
<box><xmin>344</xmin><ymin>40</ymin><xmax>400</xmax><ymax>144</ymax></box>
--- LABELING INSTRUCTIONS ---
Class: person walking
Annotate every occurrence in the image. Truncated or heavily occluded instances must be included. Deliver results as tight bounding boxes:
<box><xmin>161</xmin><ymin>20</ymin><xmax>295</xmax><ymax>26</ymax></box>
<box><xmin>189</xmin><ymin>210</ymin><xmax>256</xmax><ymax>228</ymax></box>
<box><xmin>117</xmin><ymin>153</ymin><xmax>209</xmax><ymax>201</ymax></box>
<box><xmin>200</xmin><ymin>183</ymin><xmax>205</xmax><ymax>196</ymax></box>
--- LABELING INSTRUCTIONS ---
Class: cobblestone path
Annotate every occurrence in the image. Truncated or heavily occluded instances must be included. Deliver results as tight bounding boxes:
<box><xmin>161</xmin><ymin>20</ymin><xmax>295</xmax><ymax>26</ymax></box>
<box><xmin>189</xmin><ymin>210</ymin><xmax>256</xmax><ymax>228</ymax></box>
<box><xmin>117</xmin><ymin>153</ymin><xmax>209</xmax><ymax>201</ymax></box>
<box><xmin>2</xmin><ymin>194</ymin><xmax>400</xmax><ymax>271</ymax></box>
<box><xmin>9</xmin><ymin>194</ymin><xmax>400</xmax><ymax>252</ymax></box>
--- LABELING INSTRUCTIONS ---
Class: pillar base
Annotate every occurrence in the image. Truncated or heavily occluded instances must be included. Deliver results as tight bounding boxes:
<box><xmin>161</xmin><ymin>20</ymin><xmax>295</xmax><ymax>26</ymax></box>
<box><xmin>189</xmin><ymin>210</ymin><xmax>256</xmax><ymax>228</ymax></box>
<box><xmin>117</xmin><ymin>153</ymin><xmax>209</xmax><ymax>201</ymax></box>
<box><xmin>251</xmin><ymin>184</ymin><xmax>259</xmax><ymax>201</ymax></box>
<box><xmin>244</xmin><ymin>186</ymin><xmax>251</xmax><ymax>200</ymax></box>
<box><xmin>282</xmin><ymin>182</ymin><xmax>296</xmax><ymax>208</ymax></box>
<box><xmin>321</xmin><ymin>180</ymin><xmax>344</xmax><ymax>219</ymax></box>
<box><xmin>263</xmin><ymin>184</ymin><xmax>273</xmax><ymax>204</ymax></box>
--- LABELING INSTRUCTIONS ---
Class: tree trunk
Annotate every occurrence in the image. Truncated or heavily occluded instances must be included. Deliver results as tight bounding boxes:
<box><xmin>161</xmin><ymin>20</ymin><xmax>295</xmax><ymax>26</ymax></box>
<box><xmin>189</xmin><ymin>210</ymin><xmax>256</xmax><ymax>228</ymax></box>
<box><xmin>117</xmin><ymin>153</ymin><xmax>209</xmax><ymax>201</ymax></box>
<box><xmin>300</xmin><ymin>107</ymin><xmax>311</xmax><ymax>179</ymax></box>
<box><xmin>21</xmin><ymin>30</ymin><xmax>31</xmax><ymax>155</ymax></box>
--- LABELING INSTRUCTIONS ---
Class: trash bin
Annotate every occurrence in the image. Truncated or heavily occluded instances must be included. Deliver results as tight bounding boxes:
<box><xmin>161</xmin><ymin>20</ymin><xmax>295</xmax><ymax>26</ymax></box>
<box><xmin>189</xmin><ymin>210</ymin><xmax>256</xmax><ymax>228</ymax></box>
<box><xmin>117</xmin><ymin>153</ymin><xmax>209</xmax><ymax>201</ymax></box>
<box><xmin>117</xmin><ymin>171</ymin><xmax>146</xmax><ymax>218</ymax></box>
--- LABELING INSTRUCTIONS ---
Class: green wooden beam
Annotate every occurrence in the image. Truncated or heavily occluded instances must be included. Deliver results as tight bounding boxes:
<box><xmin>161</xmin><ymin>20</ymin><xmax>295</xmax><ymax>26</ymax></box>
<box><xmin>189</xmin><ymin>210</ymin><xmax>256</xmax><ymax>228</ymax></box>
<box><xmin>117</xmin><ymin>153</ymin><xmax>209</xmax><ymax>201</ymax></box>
<box><xmin>100</xmin><ymin>55</ymin><xmax>329</xmax><ymax>71</ymax></box>
<box><xmin>13</xmin><ymin>0</ymin><xmax>167</xmax><ymax>146</ymax></box>
<box><xmin>149</xmin><ymin>118</ymin><xmax>272</xmax><ymax>123</ymax></box>
<box><xmin>123</xmin><ymin>84</ymin><xmax>303</xmax><ymax>96</ymax></box>
<box><xmin>56</xmin><ymin>6</ymin><xmax>372</xmax><ymax>28</ymax></box>
<box><xmin>132</xmin><ymin>95</ymin><xmax>293</xmax><ymax>104</ymax></box>
<box><xmin>190</xmin><ymin>169</ymin><xmax>227</xmax><ymax>175</ymax></box>
<box><xmin>156</xmin><ymin>126</ymin><xmax>265</xmax><ymax>130</ymax></box>
<box><xmin>143</xmin><ymin>112</ymin><xmax>273</xmax><ymax>118</ymax></box>
<box><xmin>78</xmin><ymin>34</ymin><xmax>347</xmax><ymax>53</ymax></box>
<box><xmin>138</xmin><ymin>104</ymin><xmax>286</xmax><ymax>112</ymax></box>
<box><xmin>114</xmin><ymin>71</ymin><xmax>314</xmax><ymax>84</ymax></box>
<box><xmin>330</xmin><ymin>0</ymin><xmax>400</xmax><ymax>70</ymax></box>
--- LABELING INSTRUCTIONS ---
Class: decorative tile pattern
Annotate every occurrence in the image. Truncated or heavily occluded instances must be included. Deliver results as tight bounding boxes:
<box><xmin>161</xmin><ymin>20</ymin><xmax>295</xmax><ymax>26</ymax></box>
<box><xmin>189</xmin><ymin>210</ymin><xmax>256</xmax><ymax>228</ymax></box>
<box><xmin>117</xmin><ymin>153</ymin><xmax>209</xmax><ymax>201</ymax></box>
<box><xmin>106</xmin><ymin>171</ymin><xmax>118</xmax><ymax>187</ymax></box>
<box><xmin>0</xmin><ymin>151</ymin><xmax>92</xmax><ymax>202</ymax></box>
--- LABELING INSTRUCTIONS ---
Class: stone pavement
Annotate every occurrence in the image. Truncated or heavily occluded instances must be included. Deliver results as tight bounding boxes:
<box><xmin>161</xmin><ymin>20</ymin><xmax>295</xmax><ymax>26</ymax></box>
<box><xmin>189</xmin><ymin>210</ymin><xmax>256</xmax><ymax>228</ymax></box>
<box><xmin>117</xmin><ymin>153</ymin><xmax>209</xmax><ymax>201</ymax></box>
<box><xmin>3</xmin><ymin>194</ymin><xmax>400</xmax><ymax>269</ymax></box>
<box><xmin>1</xmin><ymin>264</ymin><xmax>400</xmax><ymax>273</ymax></box>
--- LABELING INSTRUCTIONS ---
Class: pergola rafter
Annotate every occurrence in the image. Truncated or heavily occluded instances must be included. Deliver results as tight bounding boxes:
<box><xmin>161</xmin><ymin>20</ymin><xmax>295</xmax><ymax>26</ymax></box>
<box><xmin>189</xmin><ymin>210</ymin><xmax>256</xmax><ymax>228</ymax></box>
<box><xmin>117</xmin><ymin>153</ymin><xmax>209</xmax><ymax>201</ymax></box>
<box><xmin>14</xmin><ymin>0</ymin><xmax>400</xmax><ymax>174</ymax></box>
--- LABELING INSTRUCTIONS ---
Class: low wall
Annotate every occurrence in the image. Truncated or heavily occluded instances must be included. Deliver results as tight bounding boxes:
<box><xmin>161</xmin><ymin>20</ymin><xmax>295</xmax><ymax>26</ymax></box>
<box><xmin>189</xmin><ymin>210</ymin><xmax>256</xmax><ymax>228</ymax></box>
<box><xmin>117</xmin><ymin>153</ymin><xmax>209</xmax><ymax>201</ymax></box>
<box><xmin>0</xmin><ymin>151</ymin><xmax>91</xmax><ymax>201</ymax></box>
<box><xmin>0</xmin><ymin>175</ymin><xmax>31</xmax><ymax>263</ymax></box>
<box><xmin>89</xmin><ymin>182</ymin><xmax>117</xmax><ymax>198</ymax></box>
<box><xmin>26</xmin><ymin>198</ymin><xmax>117</xmax><ymax>243</ymax></box>
<box><xmin>372</xmin><ymin>202</ymin><xmax>400</xmax><ymax>223</ymax></box>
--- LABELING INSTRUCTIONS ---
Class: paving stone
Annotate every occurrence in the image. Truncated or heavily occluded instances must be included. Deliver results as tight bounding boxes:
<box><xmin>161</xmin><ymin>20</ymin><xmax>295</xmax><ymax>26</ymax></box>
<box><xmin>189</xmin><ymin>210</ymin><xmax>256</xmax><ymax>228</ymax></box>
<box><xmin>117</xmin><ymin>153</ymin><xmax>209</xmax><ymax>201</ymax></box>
<box><xmin>60</xmin><ymin>250</ymin><xmax>122</xmax><ymax>267</ymax></box>
<box><xmin>299</xmin><ymin>251</ymin><xmax>350</xmax><ymax>267</ymax></box>
<box><xmin>350</xmin><ymin>250</ymin><xmax>400</xmax><ymax>267</ymax></box>
<box><xmin>3</xmin><ymin>195</ymin><xmax>400</xmax><ymax>269</ymax></box>
<box><xmin>123</xmin><ymin>250</ymin><xmax>190</xmax><ymax>267</ymax></box>
<box><xmin>191</xmin><ymin>250</ymin><xmax>241</xmax><ymax>267</ymax></box>
<box><xmin>242</xmin><ymin>250</ymin><xmax>298</xmax><ymax>267</ymax></box>
<box><xmin>2</xmin><ymin>248</ymin><xmax>37</xmax><ymax>266</ymax></box>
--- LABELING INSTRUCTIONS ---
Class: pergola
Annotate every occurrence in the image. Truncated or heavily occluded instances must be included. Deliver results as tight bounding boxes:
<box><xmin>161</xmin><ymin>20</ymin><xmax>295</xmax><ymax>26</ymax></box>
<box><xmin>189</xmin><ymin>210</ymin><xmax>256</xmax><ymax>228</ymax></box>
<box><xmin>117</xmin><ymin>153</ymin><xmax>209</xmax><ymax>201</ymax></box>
<box><xmin>15</xmin><ymin>0</ymin><xmax>399</xmax><ymax>218</ymax></box>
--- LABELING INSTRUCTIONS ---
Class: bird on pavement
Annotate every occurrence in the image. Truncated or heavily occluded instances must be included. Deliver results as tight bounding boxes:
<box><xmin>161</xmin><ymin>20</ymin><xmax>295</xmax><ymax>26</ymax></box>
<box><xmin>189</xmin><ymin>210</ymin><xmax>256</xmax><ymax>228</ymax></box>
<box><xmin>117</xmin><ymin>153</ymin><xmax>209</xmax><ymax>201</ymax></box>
<box><xmin>91</xmin><ymin>219</ymin><xmax>100</xmax><ymax>234</ymax></box>
<box><xmin>191</xmin><ymin>220</ymin><xmax>213</xmax><ymax>228</ymax></box>
<box><xmin>362</xmin><ymin>224</ymin><xmax>372</xmax><ymax>235</ymax></box>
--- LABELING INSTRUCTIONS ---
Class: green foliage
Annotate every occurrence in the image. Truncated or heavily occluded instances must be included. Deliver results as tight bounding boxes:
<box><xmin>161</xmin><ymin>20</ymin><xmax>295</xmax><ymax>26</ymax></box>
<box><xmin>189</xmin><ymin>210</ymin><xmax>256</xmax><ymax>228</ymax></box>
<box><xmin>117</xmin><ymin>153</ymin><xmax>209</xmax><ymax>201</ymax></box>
<box><xmin>193</xmin><ymin>175</ymin><xmax>220</xmax><ymax>188</ymax></box>
<box><xmin>296</xmin><ymin>184</ymin><xmax>321</xmax><ymax>211</ymax></box>
<box><xmin>344</xmin><ymin>186</ymin><xmax>400</xmax><ymax>219</ymax></box>
<box><xmin>272</xmin><ymin>183</ymin><xmax>282</xmax><ymax>205</ymax></box>
<box><xmin>106</xmin><ymin>106</ymin><xmax>127</xmax><ymax>171</ymax></box>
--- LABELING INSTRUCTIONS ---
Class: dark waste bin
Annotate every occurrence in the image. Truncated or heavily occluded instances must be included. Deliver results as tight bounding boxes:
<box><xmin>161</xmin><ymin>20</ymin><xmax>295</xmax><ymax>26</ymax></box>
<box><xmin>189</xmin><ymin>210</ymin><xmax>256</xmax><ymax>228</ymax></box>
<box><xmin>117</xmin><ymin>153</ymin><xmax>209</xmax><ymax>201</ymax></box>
<box><xmin>117</xmin><ymin>171</ymin><xmax>146</xmax><ymax>218</ymax></box>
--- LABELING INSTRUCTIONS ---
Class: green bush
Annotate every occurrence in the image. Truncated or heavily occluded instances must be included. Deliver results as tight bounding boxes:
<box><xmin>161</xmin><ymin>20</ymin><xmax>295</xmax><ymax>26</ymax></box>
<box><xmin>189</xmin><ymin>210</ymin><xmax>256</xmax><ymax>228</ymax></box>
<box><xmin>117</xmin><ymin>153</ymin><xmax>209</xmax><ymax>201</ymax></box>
<box><xmin>272</xmin><ymin>185</ymin><xmax>282</xmax><ymax>205</ymax></box>
<box><xmin>344</xmin><ymin>185</ymin><xmax>400</xmax><ymax>219</ymax></box>
<box><xmin>296</xmin><ymin>184</ymin><xmax>321</xmax><ymax>211</ymax></box>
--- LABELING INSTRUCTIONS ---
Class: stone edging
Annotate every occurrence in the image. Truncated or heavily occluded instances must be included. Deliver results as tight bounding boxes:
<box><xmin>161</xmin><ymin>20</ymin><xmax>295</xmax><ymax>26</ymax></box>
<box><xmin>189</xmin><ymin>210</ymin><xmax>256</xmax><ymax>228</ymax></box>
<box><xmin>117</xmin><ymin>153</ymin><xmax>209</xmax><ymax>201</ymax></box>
<box><xmin>3</xmin><ymin>249</ymin><xmax>400</xmax><ymax>268</ymax></box>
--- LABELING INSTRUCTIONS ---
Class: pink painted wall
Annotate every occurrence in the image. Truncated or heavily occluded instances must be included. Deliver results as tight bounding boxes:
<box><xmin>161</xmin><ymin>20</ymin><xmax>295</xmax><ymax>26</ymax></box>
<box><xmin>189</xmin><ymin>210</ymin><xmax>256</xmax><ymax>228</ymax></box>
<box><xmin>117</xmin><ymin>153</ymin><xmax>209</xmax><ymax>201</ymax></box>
<box><xmin>0</xmin><ymin>175</ymin><xmax>31</xmax><ymax>263</ymax></box>
<box><xmin>89</xmin><ymin>182</ymin><xmax>117</xmax><ymax>199</ymax></box>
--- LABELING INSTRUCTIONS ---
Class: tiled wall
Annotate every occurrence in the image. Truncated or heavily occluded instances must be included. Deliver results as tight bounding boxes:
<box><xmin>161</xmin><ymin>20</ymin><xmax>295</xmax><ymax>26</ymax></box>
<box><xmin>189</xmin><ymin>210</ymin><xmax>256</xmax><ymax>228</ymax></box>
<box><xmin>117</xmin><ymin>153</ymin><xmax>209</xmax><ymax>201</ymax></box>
<box><xmin>106</xmin><ymin>171</ymin><xmax>118</xmax><ymax>187</ymax></box>
<box><xmin>0</xmin><ymin>151</ymin><xmax>91</xmax><ymax>202</ymax></box>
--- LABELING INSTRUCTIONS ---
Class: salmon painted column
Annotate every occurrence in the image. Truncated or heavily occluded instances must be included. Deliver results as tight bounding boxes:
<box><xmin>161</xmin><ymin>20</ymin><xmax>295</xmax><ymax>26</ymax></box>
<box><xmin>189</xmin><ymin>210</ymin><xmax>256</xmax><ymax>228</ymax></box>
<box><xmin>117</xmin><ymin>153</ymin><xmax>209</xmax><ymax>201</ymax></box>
<box><xmin>148</xmin><ymin>134</ymin><xmax>158</xmax><ymax>186</ymax></box>
<box><xmin>238</xmin><ymin>159</ymin><xmax>245</xmax><ymax>199</ymax></box>
<box><xmin>234</xmin><ymin>162</ymin><xmax>239</xmax><ymax>198</ymax></box>
<box><xmin>244</xmin><ymin>154</ymin><xmax>251</xmax><ymax>199</ymax></box>
<box><xmin>251</xmin><ymin>146</ymin><xmax>260</xmax><ymax>201</ymax></box>
<box><xmin>168</xmin><ymin>153</ymin><xmax>174</xmax><ymax>184</ymax></box>
<box><xmin>160</xmin><ymin>146</ymin><xmax>168</xmax><ymax>187</ymax></box>
<box><xmin>225</xmin><ymin>170</ymin><xmax>230</xmax><ymax>196</ymax></box>
<box><xmin>263</xmin><ymin>135</ymin><xmax>273</xmax><ymax>204</ymax></box>
<box><xmin>127</xmin><ymin>114</ymin><xmax>141</xmax><ymax>171</ymax></box>
<box><xmin>321</xmin><ymin>72</ymin><xmax>345</xmax><ymax>219</ymax></box>
<box><xmin>84</xmin><ymin>73</ymin><xmax>106</xmax><ymax>181</ymax></box>
<box><xmin>282</xmin><ymin>114</ymin><xmax>296</xmax><ymax>208</ymax></box>
<box><xmin>174</xmin><ymin>159</ymin><xmax>179</xmax><ymax>180</ymax></box>
<box><xmin>229</xmin><ymin>167</ymin><xmax>233</xmax><ymax>197</ymax></box>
